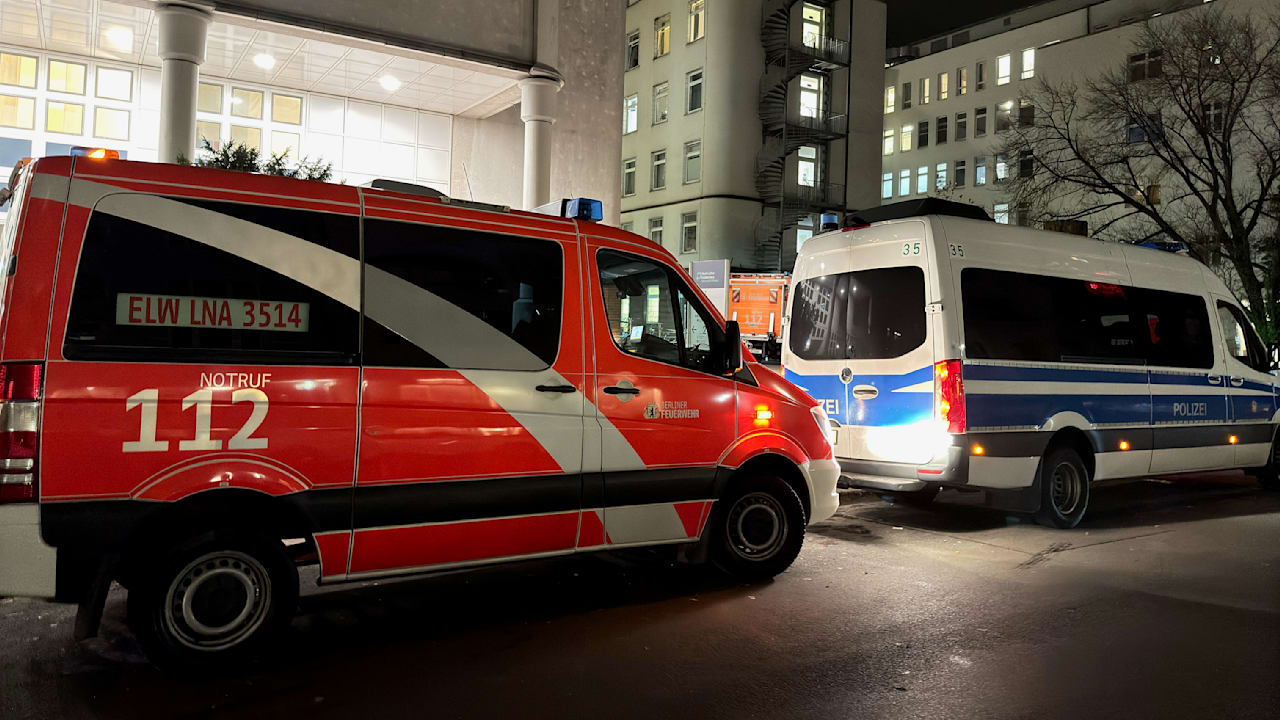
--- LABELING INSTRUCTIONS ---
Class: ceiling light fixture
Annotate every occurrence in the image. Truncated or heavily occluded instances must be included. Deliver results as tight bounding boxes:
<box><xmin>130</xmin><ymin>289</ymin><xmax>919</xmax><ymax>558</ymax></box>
<box><xmin>103</xmin><ymin>26</ymin><xmax>133</xmax><ymax>52</ymax></box>
<box><xmin>252</xmin><ymin>53</ymin><xmax>276</xmax><ymax>70</ymax></box>
<box><xmin>379</xmin><ymin>74</ymin><xmax>402</xmax><ymax>92</ymax></box>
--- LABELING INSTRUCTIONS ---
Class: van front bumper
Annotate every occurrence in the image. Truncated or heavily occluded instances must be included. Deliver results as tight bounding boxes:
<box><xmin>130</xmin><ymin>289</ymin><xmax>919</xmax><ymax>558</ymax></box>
<box><xmin>801</xmin><ymin>458</ymin><xmax>841</xmax><ymax>524</ymax></box>
<box><xmin>838</xmin><ymin>445</ymin><xmax>969</xmax><ymax>492</ymax></box>
<box><xmin>0</xmin><ymin>504</ymin><xmax>57</xmax><ymax>598</ymax></box>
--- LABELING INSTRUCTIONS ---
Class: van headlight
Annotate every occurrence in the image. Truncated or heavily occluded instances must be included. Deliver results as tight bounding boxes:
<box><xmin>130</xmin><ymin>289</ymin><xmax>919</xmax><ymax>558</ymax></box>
<box><xmin>811</xmin><ymin>406</ymin><xmax>836</xmax><ymax>447</ymax></box>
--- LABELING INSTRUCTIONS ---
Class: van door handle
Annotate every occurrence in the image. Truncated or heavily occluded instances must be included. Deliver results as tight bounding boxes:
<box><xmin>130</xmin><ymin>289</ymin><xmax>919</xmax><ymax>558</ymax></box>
<box><xmin>535</xmin><ymin>384</ymin><xmax>576</xmax><ymax>393</ymax></box>
<box><xmin>1206</xmin><ymin>375</ymin><xmax>1223</xmax><ymax>385</ymax></box>
<box><xmin>603</xmin><ymin>385</ymin><xmax>640</xmax><ymax>395</ymax></box>
<box><xmin>1229</xmin><ymin>377</ymin><xmax>1245</xmax><ymax>387</ymax></box>
<box><xmin>851</xmin><ymin>384</ymin><xmax>879</xmax><ymax>399</ymax></box>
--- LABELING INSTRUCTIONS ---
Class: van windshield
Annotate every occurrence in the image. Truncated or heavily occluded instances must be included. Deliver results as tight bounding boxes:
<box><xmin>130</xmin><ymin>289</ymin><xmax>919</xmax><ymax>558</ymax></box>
<box><xmin>788</xmin><ymin>266</ymin><xmax>926</xmax><ymax>361</ymax></box>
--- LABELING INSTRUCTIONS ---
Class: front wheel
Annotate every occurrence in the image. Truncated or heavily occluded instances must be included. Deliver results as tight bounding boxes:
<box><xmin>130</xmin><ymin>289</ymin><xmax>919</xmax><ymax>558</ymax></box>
<box><xmin>1034</xmin><ymin>446</ymin><xmax>1091</xmax><ymax>529</ymax></box>
<box><xmin>128</xmin><ymin>530</ymin><xmax>298</xmax><ymax>671</ymax></box>
<box><xmin>711</xmin><ymin>474</ymin><xmax>806</xmax><ymax>581</ymax></box>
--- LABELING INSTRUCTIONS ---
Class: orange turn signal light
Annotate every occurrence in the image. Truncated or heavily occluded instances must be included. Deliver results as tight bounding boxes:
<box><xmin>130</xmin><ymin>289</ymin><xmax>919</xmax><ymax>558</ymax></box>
<box><xmin>971</xmin><ymin>444</ymin><xmax>985</xmax><ymax>456</ymax></box>
<box><xmin>1119</xmin><ymin>440</ymin><xmax>1130</xmax><ymax>451</ymax></box>
<box><xmin>1228</xmin><ymin>435</ymin><xmax>1238</xmax><ymax>445</ymax></box>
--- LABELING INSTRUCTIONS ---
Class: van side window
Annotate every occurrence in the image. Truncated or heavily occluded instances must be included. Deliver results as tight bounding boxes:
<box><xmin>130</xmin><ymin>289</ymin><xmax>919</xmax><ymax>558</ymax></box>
<box><xmin>1131</xmin><ymin>288</ymin><xmax>1214</xmax><ymax>369</ymax></box>
<box><xmin>962</xmin><ymin>269</ymin><xmax>1144</xmax><ymax>364</ymax></box>
<box><xmin>789</xmin><ymin>267</ymin><xmax>926</xmax><ymax>361</ymax></box>
<box><xmin>362</xmin><ymin>219</ymin><xmax>563</xmax><ymax>370</ymax></box>
<box><xmin>1216</xmin><ymin>301</ymin><xmax>1269</xmax><ymax>372</ymax></box>
<box><xmin>65</xmin><ymin>195</ymin><xmax>359</xmax><ymax>364</ymax></box>
<box><xmin>597</xmin><ymin>250</ymin><xmax>725</xmax><ymax>374</ymax></box>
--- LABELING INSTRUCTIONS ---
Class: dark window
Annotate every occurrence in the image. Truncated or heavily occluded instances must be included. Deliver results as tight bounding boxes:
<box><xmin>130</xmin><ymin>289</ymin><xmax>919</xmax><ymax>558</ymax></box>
<box><xmin>597</xmin><ymin>249</ymin><xmax>725</xmax><ymax>374</ymax></box>
<box><xmin>901</xmin><ymin>82</ymin><xmax>912</xmax><ymax>109</ymax></box>
<box><xmin>789</xmin><ymin>267</ymin><xmax>927</xmax><ymax>361</ymax></box>
<box><xmin>1134</xmin><ymin>288</ymin><xmax>1213</xmax><ymax>368</ymax></box>
<box><xmin>65</xmin><ymin>196</ymin><xmax>359</xmax><ymax>364</ymax></box>
<box><xmin>955</xmin><ymin>112</ymin><xmax>967</xmax><ymax>140</ymax></box>
<box><xmin>936</xmin><ymin>115</ymin><xmax>948</xmax><ymax>144</ymax></box>
<box><xmin>625</xmin><ymin>30</ymin><xmax>640</xmax><ymax>70</ymax></box>
<box><xmin>1018</xmin><ymin>98</ymin><xmax>1034</xmax><ymax>127</ymax></box>
<box><xmin>975</xmin><ymin>107</ymin><xmax>987</xmax><ymax>137</ymax></box>
<box><xmin>955</xmin><ymin>160</ymin><xmax>967</xmax><ymax>186</ymax></box>
<box><xmin>996</xmin><ymin>101</ymin><xmax>1013</xmax><ymax>132</ymax></box>
<box><xmin>1127</xmin><ymin>50</ymin><xmax>1163</xmax><ymax>81</ymax></box>
<box><xmin>1019</xmin><ymin>151</ymin><xmax>1034</xmax><ymax>177</ymax></box>
<box><xmin>918</xmin><ymin>120</ymin><xmax>929</xmax><ymax>148</ymax></box>
<box><xmin>961</xmin><ymin>269</ymin><xmax>1145</xmax><ymax>364</ymax></box>
<box><xmin>362</xmin><ymin>219</ymin><xmax>563</xmax><ymax>370</ymax></box>
<box><xmin>1216</xmin><ymin>301</ymin><xmax>1270</xmax><ymax>372</ymax></box>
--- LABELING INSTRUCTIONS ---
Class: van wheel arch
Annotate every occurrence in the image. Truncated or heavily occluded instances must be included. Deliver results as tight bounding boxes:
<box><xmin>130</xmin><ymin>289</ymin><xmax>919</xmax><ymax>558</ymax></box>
<box><xmin>1043</xmin><ymin>426</ymin><xmax>1095</xmax><ymax>481</ymax></box>
<box><xmin>723</xmin><ymin>453</ymin><xmax>811</xmax><ymax>523</ymax></box>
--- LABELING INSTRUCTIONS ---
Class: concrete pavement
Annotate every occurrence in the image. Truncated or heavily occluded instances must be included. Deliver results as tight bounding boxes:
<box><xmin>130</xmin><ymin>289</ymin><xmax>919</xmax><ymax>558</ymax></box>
<box><xmin>2</xmin><ymin>471</ymin><xmax>1277</xmax><ymax>719</ymax></box>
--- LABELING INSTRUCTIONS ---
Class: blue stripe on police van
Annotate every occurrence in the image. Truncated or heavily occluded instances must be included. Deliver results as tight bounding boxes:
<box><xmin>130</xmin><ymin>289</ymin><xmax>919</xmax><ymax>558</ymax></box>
<box><xmin>967</xmin><ymin>393</ymin><xmax>1150</xmax><ymax>429</ymax></box>
<box><xmin>1148</xmin><ymin>372</ymin><xmax>1221</xmax><ymax>385</ymax></box>
<box><xmin>964</xmin><ymin>364</ymin><xmax>1148</xmax><ymax>385</ymax></box>
<box><xmin>784</xmin><ymin>366</ymin><xmax>933</xmax><ymax>427</ymax></box>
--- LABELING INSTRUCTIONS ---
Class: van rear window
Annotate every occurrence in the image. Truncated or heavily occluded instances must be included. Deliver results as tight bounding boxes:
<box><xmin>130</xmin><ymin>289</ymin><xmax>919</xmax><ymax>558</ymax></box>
<box><xmin>789</xmin><ymin>266</ymin><xmax>926</xmax><ymax>361</ymax></box>
<box><xmin>64</xmin><ymin>195</ymin><xmax>359</xmax><ymax>364</ymax></box>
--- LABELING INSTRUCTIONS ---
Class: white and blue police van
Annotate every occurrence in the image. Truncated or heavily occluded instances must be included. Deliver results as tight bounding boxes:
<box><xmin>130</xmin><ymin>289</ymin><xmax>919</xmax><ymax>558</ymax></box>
<box><xmin>782</xmin><ymin>199</ymin><xmax>1278</xmax><ymax>528</ymax></box>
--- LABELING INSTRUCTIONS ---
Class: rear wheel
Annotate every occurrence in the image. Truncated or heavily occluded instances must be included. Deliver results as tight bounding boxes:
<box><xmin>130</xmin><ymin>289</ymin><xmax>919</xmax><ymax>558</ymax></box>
<box><xmin>711</xmin><ymin>474</ymin><xmax>806</xmax><ymax>581</ymax></box>
<box><xmin>128</xmin><ymin>530</ymin><xmax>298</xmax><ymax>671</ymax></box>
<box><xmin>1034</xmin><ymin>446</ymin><xmax>1091</xmax><ymax>529</ymax></box>
<box><xmin>1248</xmin><ymin>438</ymin><xmax>1279</xmax><ymax>491</ymax></box>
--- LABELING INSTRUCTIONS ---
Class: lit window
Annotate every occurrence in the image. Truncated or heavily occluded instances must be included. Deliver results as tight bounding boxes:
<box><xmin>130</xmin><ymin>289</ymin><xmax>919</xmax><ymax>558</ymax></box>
<box><xmin>995</xmin><ymin>153</ymin><xmax>1008</xmax><ymax>181</ymax></box>
<box><xmin>916</xmin><ymin>165</ymin><xmax>928</xmax><ymax>194</ymax></box>
<box><xmin>883</xmin><ymin>128</ymin><xmax>895</xmax><ymax>156</ymax></box>
<box><xmin>231</xmin><ymin>87</ymin><xmax>263</xmax><ymax>119</ymax></box>
<box><xmin>885</xmin><ymin>85</ymin><xmax>895</xmax><ymax>114</ymax></box>
<box><xmin>955</xmin><ymin>160</ymin><xmax>966</xmax><ymax>187</ymax></box>
<box><xmin>938</xmin><ymin>72</ymin><xmax>949</xmax><ymax>101</ymax></box>
<box><xmin>646</xmin><ymin>284</ymin><xmax>661</xmax><ymax>322</ymax></box>
<box><xmin>271</xmin><ymin>130</ymin><xmax>299</xmax><ymax>158</ymax></box>
<box><xmin>655</xmin><ymin>14</ymin><xmax>671</xmax><ymax>58</ymax></box>
<box><xmin>681</xmin><ymin>211</ymin><xmax>698</xmax><ymax>253</ymax></box>
<box><xmin>901</xmin><ymin>124</ymin><xmax>913</xmax><ymax>151</ymax></box>
<box><xmin>48</xmin><ymin>60</ymin><xmax>86</xmax><ymax>94</ymax></box>
<box><xmin>798</xmin><ymin>145</ymin><xmax>817</xmax><ymax>187</ymax></box>
<box><xmin>272</xmin><ymin>94</ymin><xmax>302</xmax><ymax>124</ymax></box>
<box><xmin>197</xmin><ymin>120</ymin><xmax>221</xmax><ymax>150</ymax></box>
<box><xmin>882</xmin><ymin>172</ymin><xmax>893</xmax><ymax>199</ymax></box>
<box><xmin>936</xmin><ymin>162</ymin><xmax>948</xmax><ymax>190</ymax></box>
<box><xmin>996</xmin><ymin>100</ymin><xmax>1013</xmax><ymax>132</ymax></box>
<box><xmin>797</xmin><ymin>223</ymin><xmax>813</xmax><ymax>252</ymax></box>
<box><xmin>197</xmin><ymin>83</ymin><xmax>223</xmax><ymax>114</ymax></box>
<box><xmin>799</xmin><ymin>74</ymin><xmax>821</xmax><ymax>118</ymax></box>
<box><xmin>653</xmin><ymin>82</ymin><xmax>669</xmax><ymax>124</ymax></box>
<box><xmin>899</xmin><ymin>168</ymin><xmax>911</xmax><ymax>196</ymax></box>
<box><xmin>625</xmin><ymin>30</ymin><xmax>640</xmax><ymax>71</ymax></box>
<box><xmin>93</xmin><ymin>107</ymin><xmax>129</xmax><ymax>140</ymax></box>
<box><xmin>0</xmin><ymin>53</ymin><xmax>36</xmax><ymax>89</ymax></box>
<box><xmin>649</xmin><ymin>217</ymin><xmax>664</xmax><ymax>247</ymax></box>
<box><xmin>997</xmin><ymin>54</ymin><xmax>1011</xmax><ymax>85</ymax></box>
<box><xmin>994</xmin><ymin>202</ymin><xmax>1010</xmax><ymax>224</ymax></box>
<box><xmin>957</xmin><ymin>66</ymin><xmax>968</xmax><ymax>95</ymax></box>
<box><xmin>623</xmin><ymin>94</ymin><xmax>638</xmax><ymax>133</ymax></box>
<box><xmin>229</xmin><ymin>124</ymin><xmax>261</xmax><ymax>151</ymax></box>
<box><xmin>975</xmin><ymin>156</ymin><xmax>987</xmax><ymax>185</ymax></box>
<box><xmin>622</xmin><ymin>157</ymin><xmax>637</xmax><ymax>196</ymax></box>
<box><xmin>688</xmin><ymin>0</ymin><xmax>705</xmax><ymax>42</ymax></box>
<box><xmin>651</xmin><ymin>149</ymin><xmax>667</xmax><ymax>190</ymax></box>
<box><xmin>1021</xmin><ymin>48</ymin><xmax>1035</xmax><ymax>79</ymax></box>
<box><xmin>921</xmin><ymin>76</ymin><xmax>931</xmax><ymax>104</ymax></box>
<box><xmin>802</xmin><ymin>4</ymin><xmax>825</xmax><ymax>49</ymax></box>
<box><xmin>46</xmin><ymin>101</ymin><xmax>83</xmax><ymax>134</ymax></box>
<box><xmin>96</xmin><ymin>67</ymin><xmax>132</xmax><ymax>101</ymax></box>
<box><xmin>683</xmin><ymin>140</ymin><xmax>701</xmax><ymax>183</ymax></box>
<box><xmin>686</xmin><ymin>69</ymin><xmax>703</xmax><ymax>113</ymax></box>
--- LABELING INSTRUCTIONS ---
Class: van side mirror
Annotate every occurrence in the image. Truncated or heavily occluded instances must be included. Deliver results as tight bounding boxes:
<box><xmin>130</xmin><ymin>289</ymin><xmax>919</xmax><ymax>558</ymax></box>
<box><xmin>723</xmin><ymin>321</ymin><xmax>743</xmax><ymax>375</ymax></box>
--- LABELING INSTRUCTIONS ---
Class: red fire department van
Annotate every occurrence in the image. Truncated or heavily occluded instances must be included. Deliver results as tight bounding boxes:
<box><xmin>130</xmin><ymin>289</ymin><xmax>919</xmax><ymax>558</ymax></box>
<box><xmin>0</xmin><ymin>155</ymin><xmax>839</xmax><ymax>668</ymax></box>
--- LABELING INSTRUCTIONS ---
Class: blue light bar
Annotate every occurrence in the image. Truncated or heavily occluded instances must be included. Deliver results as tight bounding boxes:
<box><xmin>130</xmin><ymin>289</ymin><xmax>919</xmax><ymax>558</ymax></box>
<box><xmin>565</xmin><ymin>198</ymin><xmax>603</xmax><ymax>222</ymax></box>
<box><xmin>820</xmin><ymin>212</ymin><xmax>840</xmax><ymax>231</ymax></box>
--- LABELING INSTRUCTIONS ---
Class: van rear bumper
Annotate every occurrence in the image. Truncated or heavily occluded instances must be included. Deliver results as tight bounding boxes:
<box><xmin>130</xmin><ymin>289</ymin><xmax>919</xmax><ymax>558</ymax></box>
<box><xmin>838</xmin><ymin>445</ymin><xmax>969</xmax><ymax>491</ymax></box>
<box><xmin>0</xmin><ymin>504</ymin><xmax>57</xmax><ymax>598</ymax></box>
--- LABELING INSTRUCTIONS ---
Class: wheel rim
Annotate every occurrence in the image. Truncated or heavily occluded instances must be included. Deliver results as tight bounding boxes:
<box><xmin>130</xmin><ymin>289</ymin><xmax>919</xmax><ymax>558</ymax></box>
<box><xmin>1049</xmin><ymin>461</ymin><xmax>1084</xmax><ymax>516</ymax></box>
<box><xmin>725</xmin><ymin>491</ymin><xmax>788</xmax><ymax>562</ymax></box>
<box><xmin>163</xmin><ymin>550</ymin><xmax>271</xmax><ymax>652</ymax></box>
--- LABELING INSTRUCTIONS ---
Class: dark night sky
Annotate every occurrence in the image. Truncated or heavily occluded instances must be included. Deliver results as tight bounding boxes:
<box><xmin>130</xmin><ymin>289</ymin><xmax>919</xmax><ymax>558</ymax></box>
<box><xmin>886</xmin><ymin>0</ymin><xmax>1044</xmax><ymax>46</ymax></box>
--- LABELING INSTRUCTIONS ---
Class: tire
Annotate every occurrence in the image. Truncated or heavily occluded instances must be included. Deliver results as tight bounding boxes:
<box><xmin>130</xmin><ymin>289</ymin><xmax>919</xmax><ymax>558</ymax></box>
<box><xmin>891</xmin><ymin>485</ymin><xmax>941</xmax><ymax>507</ymax></box>
<box><xmin>1248</xmin><ymin>438</ymin><xmax>1280</xmax><ymax>491</ymax></box>
<box><xmin>1034</xmin><ymin>445</ymin><xmax>1091</xmax><ymax>529</ymax></box>
<box><xmin>127</xmin><ymin>529</ymin><xmax>298</xmax><ymax>671</ymax></box>
<box><xmin>711</xmin><ymin>474</ymin><xmax>806</xmax><ymax>581</ymax></box>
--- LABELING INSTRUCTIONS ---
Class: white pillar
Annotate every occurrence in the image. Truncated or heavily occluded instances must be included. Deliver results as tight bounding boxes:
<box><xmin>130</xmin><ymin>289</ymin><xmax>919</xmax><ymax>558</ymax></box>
<box><xmin>156</xmin><ymin>3</ymin><xmax>211</xmax><ymax>164</ymax></box>
<box><xmin>519</xmin><ymin>76</ymin><xmax>560</xmax><ymax>210</ymax></box>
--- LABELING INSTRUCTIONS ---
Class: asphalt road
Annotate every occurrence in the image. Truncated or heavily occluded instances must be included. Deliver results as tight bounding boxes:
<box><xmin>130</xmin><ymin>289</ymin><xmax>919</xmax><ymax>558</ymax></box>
<box><xmin>3</xmin><ymin>472</ymin><xmax>1278</xmax><ymax>720</ymax></box>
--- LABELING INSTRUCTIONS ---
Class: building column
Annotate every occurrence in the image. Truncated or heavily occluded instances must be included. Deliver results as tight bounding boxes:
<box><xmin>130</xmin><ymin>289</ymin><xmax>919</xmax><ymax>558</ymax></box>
<box><xmin>156</xmin><ymin>3</ymin><xmax>211</xmax><ymax>163</ymax></box>
<box><xmin>519</xmin><ymin>76</ymin><xmax>560</xmax><ymax>210</ymax></box>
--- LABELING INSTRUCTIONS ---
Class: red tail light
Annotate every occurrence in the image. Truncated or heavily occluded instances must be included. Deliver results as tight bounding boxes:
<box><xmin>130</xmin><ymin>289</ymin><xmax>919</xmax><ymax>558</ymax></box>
<box><xmin>0</xmin><ymin>362</ymin><xmax>41</xmax><ymax>503</ymax></box>
<box><xmin>934</xmin><ymin>360</ymin><xmax>965</xmax><ymax>434</ymax></box>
